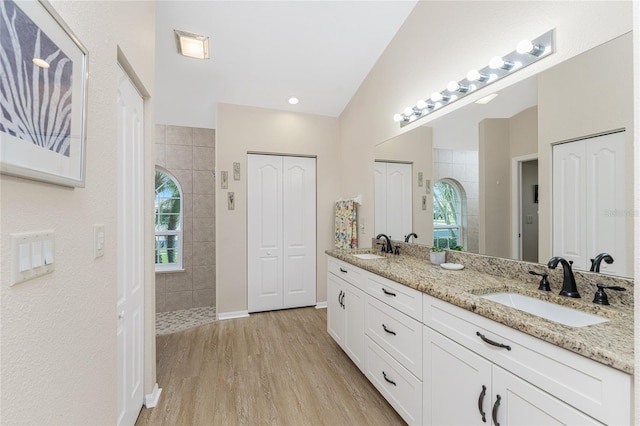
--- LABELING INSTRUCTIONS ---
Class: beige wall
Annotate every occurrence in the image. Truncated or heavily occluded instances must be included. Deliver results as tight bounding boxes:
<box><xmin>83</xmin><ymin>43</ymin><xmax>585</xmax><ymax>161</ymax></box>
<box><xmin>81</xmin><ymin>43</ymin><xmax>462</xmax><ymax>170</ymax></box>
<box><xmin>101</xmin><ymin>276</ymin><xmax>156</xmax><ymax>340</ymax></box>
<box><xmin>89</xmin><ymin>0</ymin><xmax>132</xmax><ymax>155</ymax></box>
<box><xmin>510</xmin><ymin>106</ymin><xmax>538</xmax><ymax>159</ymax></box>
<box><xmin>0</xmin><ymin>1</ymin><xmax>155</xmax><ymax>423</ymax></box>
<box><xmin>155</xmin><ymin>125</ymin><xmax>216</xmax><ymax>312</ymax></box>
<box><xmin>479</xmin><ymin>119</ymin><xmax>511</xmax><ymax>258</ymax></box>
<box><xmin>374</xmin><ymin>126</ymin><xmax>433</xmax><ymax>244</ymax></box>
<box><xmin>633</xmin><ymin>3</ymin><xmax>639</xmax><ymax>421</ymax></box>
<box><xmin>538</xmin><ymin>33</ymin><xmax>634</xmax><ymax>273</ymax></box>
<box><xmin>216</xmin><ymin>104</ymin><xmax>340</xmax><ymax>315</ymax></box>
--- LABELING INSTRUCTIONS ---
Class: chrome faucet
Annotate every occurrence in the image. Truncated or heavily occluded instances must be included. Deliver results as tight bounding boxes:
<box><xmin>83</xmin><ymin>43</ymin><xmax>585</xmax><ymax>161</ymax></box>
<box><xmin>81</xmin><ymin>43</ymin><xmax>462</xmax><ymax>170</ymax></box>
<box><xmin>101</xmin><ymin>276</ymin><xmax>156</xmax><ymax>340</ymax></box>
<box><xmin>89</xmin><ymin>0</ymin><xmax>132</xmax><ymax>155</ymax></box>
<box><xmin>404</xmin><ymin>232</ymin><xmax>418</xmax><ymax>243</ymax></box>
<box><xmin>547</xmin><ymin>257</ymin><xmax>580</xmax><ymax>298</ymax></box>
<box><xmin>589</xmin><ymin>253</ymin><xmax>614</xmax><ymax>273</ymax></box>
<box><xmin>376</xmin><ymin>233</ymin><xmax>393</xmax><ymax>253</ymax></box>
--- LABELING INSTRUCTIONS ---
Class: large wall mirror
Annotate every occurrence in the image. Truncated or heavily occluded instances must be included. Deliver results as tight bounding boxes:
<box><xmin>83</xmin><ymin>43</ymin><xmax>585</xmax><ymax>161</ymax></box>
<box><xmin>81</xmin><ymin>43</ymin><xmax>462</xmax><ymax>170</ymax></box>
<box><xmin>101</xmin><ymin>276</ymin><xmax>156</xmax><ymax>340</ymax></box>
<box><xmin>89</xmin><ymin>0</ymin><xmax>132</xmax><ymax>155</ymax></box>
<box><xmin>375</xmin><ymin>32</ymin><xmax>633</xmax><ymax>278</ymax></box>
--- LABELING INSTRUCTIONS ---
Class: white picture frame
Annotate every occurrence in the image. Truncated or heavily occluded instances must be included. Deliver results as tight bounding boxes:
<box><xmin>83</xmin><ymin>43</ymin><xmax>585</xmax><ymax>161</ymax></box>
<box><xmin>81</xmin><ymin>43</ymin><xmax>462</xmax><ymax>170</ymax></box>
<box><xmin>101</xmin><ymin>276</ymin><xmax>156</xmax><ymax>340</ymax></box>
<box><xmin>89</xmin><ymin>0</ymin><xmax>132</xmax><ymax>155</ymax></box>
<box><xmin>0</xmin><ymin>0</ymin><xmax>89</xmax><ymax>187</ymax></box>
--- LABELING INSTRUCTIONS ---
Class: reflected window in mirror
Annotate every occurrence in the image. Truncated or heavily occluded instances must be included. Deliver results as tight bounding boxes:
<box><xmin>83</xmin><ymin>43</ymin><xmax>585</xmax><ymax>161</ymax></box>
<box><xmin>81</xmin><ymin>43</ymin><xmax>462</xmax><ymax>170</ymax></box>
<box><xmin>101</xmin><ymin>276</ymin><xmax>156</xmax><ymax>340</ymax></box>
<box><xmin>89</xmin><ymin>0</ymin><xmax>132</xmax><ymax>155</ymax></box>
<box><xmin>433</xmin><ymin>179</ymin><xmax>466</xmax><ymax>249</ymax></box>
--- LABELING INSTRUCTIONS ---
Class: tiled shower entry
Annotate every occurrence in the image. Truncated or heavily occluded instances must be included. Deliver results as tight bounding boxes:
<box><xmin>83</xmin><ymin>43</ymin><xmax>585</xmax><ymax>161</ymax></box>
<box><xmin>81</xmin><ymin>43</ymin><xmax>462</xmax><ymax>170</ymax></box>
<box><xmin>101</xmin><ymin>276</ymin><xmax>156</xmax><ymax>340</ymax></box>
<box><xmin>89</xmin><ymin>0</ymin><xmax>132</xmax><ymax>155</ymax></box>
<box><xmin>156</xmin><ymin>306</ymin><xmax>216</xmax><ymax>335</ymax></box>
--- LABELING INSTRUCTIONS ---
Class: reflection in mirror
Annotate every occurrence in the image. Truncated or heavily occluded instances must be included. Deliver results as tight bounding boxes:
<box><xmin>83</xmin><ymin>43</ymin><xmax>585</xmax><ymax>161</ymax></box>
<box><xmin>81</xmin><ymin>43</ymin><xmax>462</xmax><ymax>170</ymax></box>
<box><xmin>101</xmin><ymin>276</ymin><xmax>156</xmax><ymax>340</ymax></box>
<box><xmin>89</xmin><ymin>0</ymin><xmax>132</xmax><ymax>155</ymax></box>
<box><xmin>374</xmin><ymin>32</ymin><xmax>633</xmax><ymax>278</ymax></box>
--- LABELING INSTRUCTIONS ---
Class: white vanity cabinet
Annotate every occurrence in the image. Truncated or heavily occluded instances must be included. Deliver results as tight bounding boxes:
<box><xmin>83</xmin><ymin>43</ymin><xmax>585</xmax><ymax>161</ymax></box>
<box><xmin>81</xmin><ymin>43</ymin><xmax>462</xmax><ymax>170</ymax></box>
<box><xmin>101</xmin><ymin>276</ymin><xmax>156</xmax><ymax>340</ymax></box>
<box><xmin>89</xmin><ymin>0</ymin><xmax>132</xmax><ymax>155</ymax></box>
<box><xmin>327</xmin><ymin>258</ymin><xmax>366</xmax><ymax>370</ymax></box>
<box><xmin>326</xmin><ymin>256</ymin><xmax>631</xmax><ymax>426</ymax></box>
<box><xmin>327</xmin><ymin>257</ymin><xmax>423</xmax><ymax>424</ymax></box>
<box><xmin>423</xmin><ymin>293</ymin><xmax>631</xmax><ymax>425</ymax></box>
<box><xmin>423</xmin><ymin>326</ymin><xmax>601</xmax><ymax>425</ymax></box>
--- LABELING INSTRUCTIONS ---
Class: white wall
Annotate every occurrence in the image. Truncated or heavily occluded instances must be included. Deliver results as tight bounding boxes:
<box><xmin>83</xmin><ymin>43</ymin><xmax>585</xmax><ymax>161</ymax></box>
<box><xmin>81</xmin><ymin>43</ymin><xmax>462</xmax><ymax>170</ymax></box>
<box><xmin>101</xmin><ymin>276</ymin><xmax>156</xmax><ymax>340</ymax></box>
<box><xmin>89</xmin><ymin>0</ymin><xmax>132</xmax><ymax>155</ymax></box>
<box><xmin>216</xmin><ymin>104</ymin><xmax>340</xmax><ymax>315</ymax></box>
<box><xmin>0</xmin><ymin>1</ymin><xmax>156</xmax><ymax>423</ymax></box>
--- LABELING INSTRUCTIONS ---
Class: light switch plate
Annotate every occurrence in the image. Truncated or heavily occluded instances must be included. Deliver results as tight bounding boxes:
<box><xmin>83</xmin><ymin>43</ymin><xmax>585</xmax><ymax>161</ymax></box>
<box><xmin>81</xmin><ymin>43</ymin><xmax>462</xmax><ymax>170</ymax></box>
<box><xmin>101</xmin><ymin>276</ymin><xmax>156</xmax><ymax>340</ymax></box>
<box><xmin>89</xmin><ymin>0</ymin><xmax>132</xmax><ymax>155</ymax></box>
<box><xmin>11</xmin><ymin>230</ymin><xmax>55</xmax><ymax>286</ymax></box>
<box><xmin>94</xmin><ymin>224</ymin><xmax>105</xmax><ymax>258</ymax></box>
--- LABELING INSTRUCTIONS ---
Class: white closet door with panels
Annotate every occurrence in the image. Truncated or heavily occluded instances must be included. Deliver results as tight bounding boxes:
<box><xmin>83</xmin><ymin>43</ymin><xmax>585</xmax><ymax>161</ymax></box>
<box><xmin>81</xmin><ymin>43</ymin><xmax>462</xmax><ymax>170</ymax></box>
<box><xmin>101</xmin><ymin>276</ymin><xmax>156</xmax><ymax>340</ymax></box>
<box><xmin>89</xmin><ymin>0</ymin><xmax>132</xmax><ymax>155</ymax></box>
<box><xmin>374</xmin><ymin>161</ymin><xmax>412</xmax><ymax>240</ymax></box>
<box><xmin>552</xmin><ymin>131</ymin><xmax>626</xmax><ymax>275</ymax></box>
<box><xmin>248</xmin><ymin>154</ymin><xmax>316</xmax><ymax>313</ymax></box>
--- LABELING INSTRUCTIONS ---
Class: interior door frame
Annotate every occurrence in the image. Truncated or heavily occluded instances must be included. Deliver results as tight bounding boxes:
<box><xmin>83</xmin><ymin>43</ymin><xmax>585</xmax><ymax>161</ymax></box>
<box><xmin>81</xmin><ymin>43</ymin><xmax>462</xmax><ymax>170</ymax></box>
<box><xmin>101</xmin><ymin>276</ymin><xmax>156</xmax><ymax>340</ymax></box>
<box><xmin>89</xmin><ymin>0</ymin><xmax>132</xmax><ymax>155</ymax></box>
<box><xmin>511</xmin><ymin>153</ymin><xmax>538</xmax><ymax>260</ymax></box>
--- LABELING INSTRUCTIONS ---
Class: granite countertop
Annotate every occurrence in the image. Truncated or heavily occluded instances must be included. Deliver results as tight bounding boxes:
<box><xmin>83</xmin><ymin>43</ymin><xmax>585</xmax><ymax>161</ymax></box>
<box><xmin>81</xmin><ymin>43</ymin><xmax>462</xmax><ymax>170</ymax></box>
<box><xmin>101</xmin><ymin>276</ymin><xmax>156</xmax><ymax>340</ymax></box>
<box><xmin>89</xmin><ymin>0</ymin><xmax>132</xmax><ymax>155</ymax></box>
<box><xmin>326</xmin><ymin>249</ymin><xmax>634</xmax><ymax>374</ymax></box>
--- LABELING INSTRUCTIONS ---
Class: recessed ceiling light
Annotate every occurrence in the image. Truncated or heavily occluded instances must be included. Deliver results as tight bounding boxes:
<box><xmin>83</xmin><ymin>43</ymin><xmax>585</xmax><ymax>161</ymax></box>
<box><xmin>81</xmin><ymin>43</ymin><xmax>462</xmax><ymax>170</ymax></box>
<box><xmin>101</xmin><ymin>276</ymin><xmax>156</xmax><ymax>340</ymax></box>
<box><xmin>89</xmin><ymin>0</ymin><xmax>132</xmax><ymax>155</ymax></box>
<box><xmin>287</xmin><ymin>97</ymin><xmax>299</xmax><ymax>105</ymax></box>
<box><xmin>475</xmin><ymin>93</ymin><xmax>499</xmax><ymax>105</ymax></box>
<box><xmin>174</xmin><ymin>29</ymin><xmax>209</xmax><ymax>59</ymax></box>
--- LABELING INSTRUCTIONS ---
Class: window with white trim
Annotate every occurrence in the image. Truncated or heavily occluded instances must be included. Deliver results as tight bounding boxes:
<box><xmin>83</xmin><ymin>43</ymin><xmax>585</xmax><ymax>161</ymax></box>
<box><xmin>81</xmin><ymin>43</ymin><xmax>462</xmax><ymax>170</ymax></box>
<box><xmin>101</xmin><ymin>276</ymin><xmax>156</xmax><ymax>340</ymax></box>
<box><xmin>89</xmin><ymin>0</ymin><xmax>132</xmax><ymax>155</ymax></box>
<box><xmin>433</xmin><ymin>180</ymin><xmax>463</xmax><ymax>249</ymax></box>
<box><xmin>155</xmin><ymin>169</ymin><xmax>183</xmax><ymax>271</ymax></box>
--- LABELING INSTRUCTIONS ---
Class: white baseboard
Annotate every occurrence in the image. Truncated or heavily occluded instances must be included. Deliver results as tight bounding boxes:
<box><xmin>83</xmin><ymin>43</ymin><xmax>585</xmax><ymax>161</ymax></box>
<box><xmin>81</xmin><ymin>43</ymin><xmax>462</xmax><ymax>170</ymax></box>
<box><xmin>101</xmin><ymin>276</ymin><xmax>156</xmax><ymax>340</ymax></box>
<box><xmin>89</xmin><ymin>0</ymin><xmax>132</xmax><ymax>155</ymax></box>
<box><xmin>144</xmin><ymin>383</ymin><xmax>162</xmax><ymax>408</ymax></box>
<box><xmin>218</xmin><ymin>310</ymin><xmax>250</xmax><ymax>321</ymax></box>
<box><xmin>315</xmin><ymin>302</ymin><xmax>327</xmax><ymax>309</ymax></box>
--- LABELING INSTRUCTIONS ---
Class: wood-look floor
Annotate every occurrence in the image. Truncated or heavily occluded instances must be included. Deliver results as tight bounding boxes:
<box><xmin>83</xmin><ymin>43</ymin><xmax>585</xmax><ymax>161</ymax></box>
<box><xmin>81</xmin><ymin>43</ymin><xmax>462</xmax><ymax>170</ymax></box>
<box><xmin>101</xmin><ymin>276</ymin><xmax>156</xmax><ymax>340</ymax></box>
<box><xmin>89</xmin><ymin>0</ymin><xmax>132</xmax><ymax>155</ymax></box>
<box><xmin>136</xmin><ymin>307</ymin><xmax>405</xmax><ymax>426</ymax></box>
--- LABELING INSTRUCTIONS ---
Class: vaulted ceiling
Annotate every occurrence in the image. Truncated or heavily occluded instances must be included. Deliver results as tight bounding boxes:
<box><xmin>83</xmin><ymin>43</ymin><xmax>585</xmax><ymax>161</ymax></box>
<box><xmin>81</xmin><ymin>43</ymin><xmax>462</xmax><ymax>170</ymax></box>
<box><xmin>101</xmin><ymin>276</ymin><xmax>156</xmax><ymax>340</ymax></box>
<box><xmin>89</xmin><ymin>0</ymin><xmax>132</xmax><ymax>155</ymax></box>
<box><xmin>155</xmin><ymin>1</ymin><xmax>418</xmax><ymax>129</ymax></box>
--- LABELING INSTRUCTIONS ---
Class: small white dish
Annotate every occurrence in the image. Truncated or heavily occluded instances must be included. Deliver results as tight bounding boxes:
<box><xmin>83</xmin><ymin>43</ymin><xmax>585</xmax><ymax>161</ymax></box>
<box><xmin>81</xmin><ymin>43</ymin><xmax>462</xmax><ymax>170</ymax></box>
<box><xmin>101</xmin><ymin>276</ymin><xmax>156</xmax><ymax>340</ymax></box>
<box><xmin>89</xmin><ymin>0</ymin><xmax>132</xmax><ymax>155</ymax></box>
<box><xmin>441</xmin><ymin>263</ymin><xmax>464</xmax><ymax>270</ymax></box>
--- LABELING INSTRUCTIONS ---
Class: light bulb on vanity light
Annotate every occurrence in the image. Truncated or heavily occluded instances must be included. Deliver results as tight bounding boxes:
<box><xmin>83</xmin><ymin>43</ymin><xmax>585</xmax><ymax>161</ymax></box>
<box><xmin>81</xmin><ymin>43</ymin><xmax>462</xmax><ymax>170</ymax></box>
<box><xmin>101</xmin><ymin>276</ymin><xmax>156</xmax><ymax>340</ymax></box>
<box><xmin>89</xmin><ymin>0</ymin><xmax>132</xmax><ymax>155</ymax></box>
<box><xmin>430</xmin><ymin>92</ymin><xmax>450</xmax><ymax>103</ymax></box>
<box><xmin>489</xmin><ymin>56</ymin><xmax>514</xmax><ymax>70</ymax></box>
<box><xmin>447</xmin><ymin>81</ymin><xmax>469</xmax><ymax>93</ymax></box>
<box><xmin>416</xmin><ymin>99</ymin><xmax>430</xmax><ymax>110</ymax></box>
<box><xmin>516</xmin><ymin>39</ymin><xmax>544</xmax><ymax>56</ymax></box>
<box><xmin>466</xmin><ymin>69</ymin><xmax>488</xmax><ymax>82</ymax></box>
<box><xmin>393</xmin><ymin>113</ymin><xmax>404</xmax><ymax>122</ymax></box>
<box><xmin>403</xmin><ymin>107</ymin><xmax>415</xmax><ymax>116</ymax></box>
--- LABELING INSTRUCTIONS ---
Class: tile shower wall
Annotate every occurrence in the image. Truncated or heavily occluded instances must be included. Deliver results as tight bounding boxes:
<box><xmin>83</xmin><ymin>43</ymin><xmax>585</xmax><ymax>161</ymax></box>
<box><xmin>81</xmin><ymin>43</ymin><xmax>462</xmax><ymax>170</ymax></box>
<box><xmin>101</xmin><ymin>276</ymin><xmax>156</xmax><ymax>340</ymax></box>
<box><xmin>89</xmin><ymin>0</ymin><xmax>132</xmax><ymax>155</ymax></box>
<box><xmin>434</xmin><ymin>149</ymin><xmax>479</xmax><ymax>254</ymax></box>
<box><xmin>155</xmin><ymin>125</ymin><xmax>216</xmax><ymax>312</ymax></box>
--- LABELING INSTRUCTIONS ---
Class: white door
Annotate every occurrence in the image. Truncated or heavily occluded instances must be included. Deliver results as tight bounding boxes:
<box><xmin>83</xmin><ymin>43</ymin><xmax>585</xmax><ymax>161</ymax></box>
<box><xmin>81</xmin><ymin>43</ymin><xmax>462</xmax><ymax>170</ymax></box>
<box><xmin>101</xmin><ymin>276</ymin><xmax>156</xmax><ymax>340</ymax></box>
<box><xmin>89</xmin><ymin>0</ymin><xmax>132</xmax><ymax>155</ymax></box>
<box><xmin>585</xmin><ymin>132</ymin><xmax>626</xmax><ymax>276</ymax></box>
<box><xmin>116</xmin><ymin>67</ymin><xmax>144</xmax><ymax>426</ymax></box>
<box><xmin>553</xmin><ymin>132</ymin><xmax>626</xmax><ymax>274</ymax></box>
<box><xmin>343</xmin><ymin>283</ymin><xmax>365</xmax><ymax>370</ymax></box>
<box><xmin>326</xmin><ymin>274</ymin><xmax>345</xmax><ymax>346</ymax></box>
<box><xmin>492</xmin><ymin>367</ymin><xmax>600</xmax><ymax>425</ymax></box>
<box><xmin>248</xmin><ymin>154</ymin><xmax>316</xmax><ymax>312</ymax></box>
<box><xmin>248</xmin><ymin>154</ymin><xmax>283</xmax><ymax>312</ymax></box>
<box><xmin>282</xmin><ymin>156</ymin><xmax>316</xmax><ymax>308</ymax></box>
<box><xmin>423</xmin><ymin>327</ymin><xmax>492</xmax><ymax>425</ymax></box>
<box><xmin>552</xmin><ymin>143</ymin><xmax>586</xmax><ymax>269</ymax></box>
<box><xmin>374</xmin><ymin>161</ymin><xmax>412</xmax><ymax>240</ymax></box>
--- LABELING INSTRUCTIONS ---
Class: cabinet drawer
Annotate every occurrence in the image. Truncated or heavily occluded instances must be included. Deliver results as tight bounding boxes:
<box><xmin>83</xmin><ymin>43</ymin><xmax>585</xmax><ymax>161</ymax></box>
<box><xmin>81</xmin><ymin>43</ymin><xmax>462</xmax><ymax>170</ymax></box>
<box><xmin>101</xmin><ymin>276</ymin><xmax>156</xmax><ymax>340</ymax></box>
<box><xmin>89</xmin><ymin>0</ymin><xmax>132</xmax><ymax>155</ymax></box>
<box><xmin>365</xmin><ymin>273</ymin><xmax>422</xmax><ymax>321</ymax></box>
<box><xmin>327</xmin><ymin>257</ymin><xmax>364</xmax><ymax>289</ymax></box>
<box><xmin>365</xmin><ymin>336</ymin><xmax>422</xmax><ymax>425</ymax></box>
<box><xmin>424</xmin><ymin>294</ymin><xmax>631</xmax><ymax>426</ymax></box>
<box><xmin>366</xmin><ymin>296</ymin><xmax>422</xmax><ymax>379</ymax></box>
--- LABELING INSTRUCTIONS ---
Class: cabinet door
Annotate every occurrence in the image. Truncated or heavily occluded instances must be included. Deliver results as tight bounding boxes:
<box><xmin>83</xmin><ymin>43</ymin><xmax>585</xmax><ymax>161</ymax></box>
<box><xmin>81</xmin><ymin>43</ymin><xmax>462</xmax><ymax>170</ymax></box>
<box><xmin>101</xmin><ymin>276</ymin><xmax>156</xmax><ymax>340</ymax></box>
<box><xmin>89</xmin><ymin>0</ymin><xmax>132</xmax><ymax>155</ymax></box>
<box><xmin>492</xmin><ymin>366</ymin><xmax>601</xmax><ymax>426</ymax></box>
<box><xmin>423</xmin><ymin>327</ymin><xmax>492</xmax><ymax>426</ymax></box>
<box><xmin>327</xmin><ymin>274</ymin><xmax>345</xmax><ymax>346</ymax></box>
<box><xmin>343</xmin><ymin>283</ymin><xmax>365</xmax><ymax>370</ymax></box>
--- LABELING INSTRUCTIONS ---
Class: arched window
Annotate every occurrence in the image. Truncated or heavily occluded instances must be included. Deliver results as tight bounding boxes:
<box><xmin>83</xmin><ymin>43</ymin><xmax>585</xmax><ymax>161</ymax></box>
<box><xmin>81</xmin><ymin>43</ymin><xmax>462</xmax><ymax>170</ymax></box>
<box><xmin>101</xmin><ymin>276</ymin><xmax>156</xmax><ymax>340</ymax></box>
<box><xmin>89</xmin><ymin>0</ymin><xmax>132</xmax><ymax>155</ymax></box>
<box><xmin>155</xmin><ymin>168</ymin><xmax>183</xmax><ymax>271</ymax></box>
<box><xmin>433</xmin><ymin>180</ymin><xmax>464</xmax><ymax>249</ymax></box>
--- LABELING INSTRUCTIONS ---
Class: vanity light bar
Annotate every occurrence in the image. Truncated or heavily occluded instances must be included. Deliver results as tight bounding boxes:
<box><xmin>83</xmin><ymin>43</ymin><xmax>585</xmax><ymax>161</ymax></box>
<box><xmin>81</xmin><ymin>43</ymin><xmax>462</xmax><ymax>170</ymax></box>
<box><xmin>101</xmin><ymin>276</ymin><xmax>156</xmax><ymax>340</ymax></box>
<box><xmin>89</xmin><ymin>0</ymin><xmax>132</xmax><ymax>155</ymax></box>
<box><xmin>394</xmin><ymin>29</ymin><xmax>555</xmax><ymax>127</ymax></box>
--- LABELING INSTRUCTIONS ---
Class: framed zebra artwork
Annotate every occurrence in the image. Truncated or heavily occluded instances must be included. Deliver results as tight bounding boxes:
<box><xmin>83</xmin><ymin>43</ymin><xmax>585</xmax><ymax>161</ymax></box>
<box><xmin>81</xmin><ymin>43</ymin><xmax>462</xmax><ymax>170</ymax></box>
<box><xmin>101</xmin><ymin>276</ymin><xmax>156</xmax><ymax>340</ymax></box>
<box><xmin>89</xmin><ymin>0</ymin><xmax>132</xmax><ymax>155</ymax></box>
<box><xmin>0</xmin><ymin>0</ymin><xmax>88</xmax><ymax>187</ymax></box>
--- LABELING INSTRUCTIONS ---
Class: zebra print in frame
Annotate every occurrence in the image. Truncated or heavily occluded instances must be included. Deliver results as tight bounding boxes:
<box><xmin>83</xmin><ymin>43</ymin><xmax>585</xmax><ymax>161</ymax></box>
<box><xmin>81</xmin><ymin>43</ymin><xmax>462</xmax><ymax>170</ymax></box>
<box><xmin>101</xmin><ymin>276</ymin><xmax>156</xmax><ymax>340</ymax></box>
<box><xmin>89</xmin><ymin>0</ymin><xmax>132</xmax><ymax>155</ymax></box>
<box><xmin>0</xmin><ymin>0</ymin><xmax>88</xmax><ymax>187</ymax></box>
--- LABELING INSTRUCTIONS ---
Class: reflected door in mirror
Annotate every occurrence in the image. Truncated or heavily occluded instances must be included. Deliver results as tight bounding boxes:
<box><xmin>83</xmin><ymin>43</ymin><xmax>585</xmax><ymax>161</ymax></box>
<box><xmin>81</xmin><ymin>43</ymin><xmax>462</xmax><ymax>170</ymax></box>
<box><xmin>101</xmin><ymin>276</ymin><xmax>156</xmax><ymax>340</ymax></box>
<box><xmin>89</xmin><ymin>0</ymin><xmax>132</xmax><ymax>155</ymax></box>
<box><xmin>375</xmin><ymin>161</ymin><xmax>412</xmax><ymax>240</ymax></box>
<box><xmin>552</xmin><ymin>131</ymin><xmax>626</xmax><ymax>276</ymax></box>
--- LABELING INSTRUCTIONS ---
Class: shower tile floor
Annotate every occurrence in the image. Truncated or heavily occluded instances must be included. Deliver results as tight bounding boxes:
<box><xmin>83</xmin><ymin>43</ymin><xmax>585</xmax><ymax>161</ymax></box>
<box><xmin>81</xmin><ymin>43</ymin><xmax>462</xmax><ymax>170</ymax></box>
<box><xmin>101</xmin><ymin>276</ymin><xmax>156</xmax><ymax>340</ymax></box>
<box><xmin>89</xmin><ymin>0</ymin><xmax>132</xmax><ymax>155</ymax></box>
<box><xmin>156</xmin><ymin>306</ymin><xmax>216</xmax><ymax>336</ymax></box>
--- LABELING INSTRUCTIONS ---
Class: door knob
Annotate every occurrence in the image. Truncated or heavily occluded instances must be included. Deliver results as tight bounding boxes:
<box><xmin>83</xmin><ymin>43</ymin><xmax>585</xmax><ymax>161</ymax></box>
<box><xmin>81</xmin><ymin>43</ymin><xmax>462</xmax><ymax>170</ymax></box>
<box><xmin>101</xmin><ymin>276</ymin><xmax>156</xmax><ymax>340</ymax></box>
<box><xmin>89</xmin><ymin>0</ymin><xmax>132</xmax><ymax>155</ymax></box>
<box><xmin>118</xmin><ymin>311</ymin><xmax>125</xmax><ymax>319</ymax></box>
<box><xmin>267</xmin><ymin>252</ymin><xmax>271</xmax><ymax>255</ymax></box>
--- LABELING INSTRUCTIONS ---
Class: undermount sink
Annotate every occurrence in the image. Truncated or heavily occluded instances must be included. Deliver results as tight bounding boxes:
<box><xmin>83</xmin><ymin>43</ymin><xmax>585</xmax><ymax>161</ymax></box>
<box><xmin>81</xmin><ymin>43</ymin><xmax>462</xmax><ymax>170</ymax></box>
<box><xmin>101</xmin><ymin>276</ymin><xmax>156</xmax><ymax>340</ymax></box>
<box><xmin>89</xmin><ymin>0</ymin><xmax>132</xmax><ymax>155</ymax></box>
<box><xmin>482</xmin><ymin>292</ymin><xmax>609</xmax><ymax>327</ymax></box>
<box><xmin>352</xmin><ymin>253</ymin><xmax>385</xmax><ymax>260</ymax></box>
